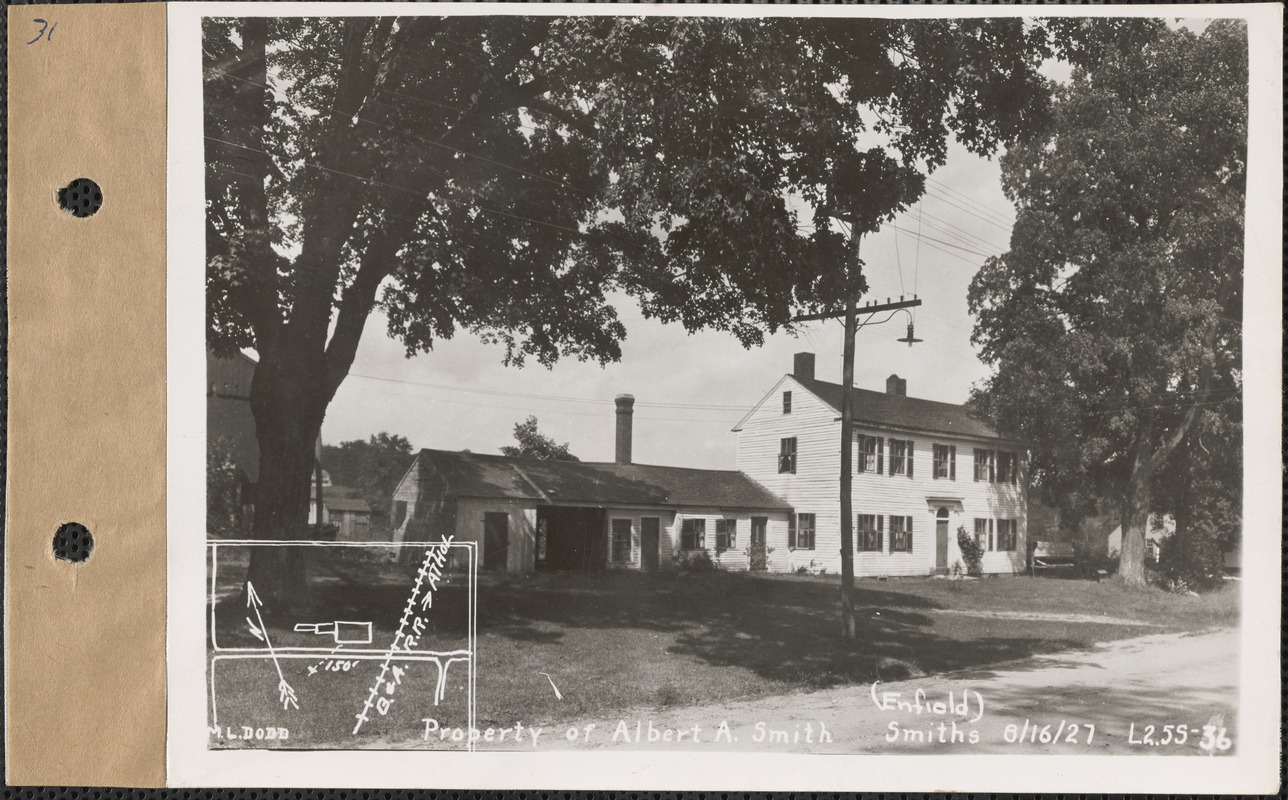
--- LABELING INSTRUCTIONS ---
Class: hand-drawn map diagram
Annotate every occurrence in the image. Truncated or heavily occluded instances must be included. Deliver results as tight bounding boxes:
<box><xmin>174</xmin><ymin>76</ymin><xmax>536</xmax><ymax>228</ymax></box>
<box><xmin>208</xmin><ymin>540</ymin><xmax>477</xmax><ymax>749</ymax></box>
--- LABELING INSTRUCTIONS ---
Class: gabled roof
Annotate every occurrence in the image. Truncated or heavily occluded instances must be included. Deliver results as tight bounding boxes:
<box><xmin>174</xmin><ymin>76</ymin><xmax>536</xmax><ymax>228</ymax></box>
<box><xmin>413</xmin><ymin>449</ymin><xmax>792</xmax><ymax>511</ymax></box>
<box><xmin>797</xmin><ymin>376</ymin><xmax>1021</xmax><ymax>442</ymax></box>
<box><xmin>737</xmin><ymin>373</ymin><xmax>1023</xmax><ymax>443</ymax></box>
<box><xmin>324</xmin><ymin>495</ymin><xmax>372</xmax><ymax>514</ymax></box>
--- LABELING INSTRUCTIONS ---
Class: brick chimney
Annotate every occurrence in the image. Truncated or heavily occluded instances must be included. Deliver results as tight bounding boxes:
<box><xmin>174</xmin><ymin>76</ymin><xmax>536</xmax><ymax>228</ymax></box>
<box><xmin>615</xmin><ymin>394</ymin><xmax>635</xmax><ymax>465</ymax></box>
<box><xmin>886</xmin><ymin>374</ymin><xmax>907</xmax><ymax>397</ymax></box>
<box><xmin>792</xmin><ymin>352</ymin><xmax>816</xmax><ymax>381</ymax></box>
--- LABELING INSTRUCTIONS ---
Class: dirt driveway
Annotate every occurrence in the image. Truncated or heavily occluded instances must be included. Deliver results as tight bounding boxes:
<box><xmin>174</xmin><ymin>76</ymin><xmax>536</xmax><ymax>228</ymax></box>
<box><xmin>545</xmin><ymin>627</ymin><xmax>1238</xmax><ymax>755</ymax></box>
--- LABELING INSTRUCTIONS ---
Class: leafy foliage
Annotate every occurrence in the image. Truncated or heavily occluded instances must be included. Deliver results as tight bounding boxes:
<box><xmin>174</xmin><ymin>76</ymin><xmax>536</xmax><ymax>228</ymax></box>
<box><xmin>207</xmin><ymin>436</ymin><xmax>248</xmax><ymax>536</ymax></box>
<box><xmin>320</xmin><ymin>433</ymin><xmax>415</xmax><ymax>522</ymax></box>
<box><xmin>968</xmin><ymin>20</ymin><xmax>1247</xmax><ymax>586</ymax></box>
<box><xmin>499</xmin><ymin>416</ymin><xmax>579</xmax><ymax>461</ymax></box>
<box><xmin>956</xmin><ymin>526</ymin><xmax>984</xmax><ymax>578</ymax></box>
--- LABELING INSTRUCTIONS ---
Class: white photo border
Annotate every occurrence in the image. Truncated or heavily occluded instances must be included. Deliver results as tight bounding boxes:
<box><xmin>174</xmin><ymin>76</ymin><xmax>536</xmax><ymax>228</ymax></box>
<box><xmin>168</xmin><ymin>2</ymin><xmax>1282</xmax><ymax>790</ymax></box>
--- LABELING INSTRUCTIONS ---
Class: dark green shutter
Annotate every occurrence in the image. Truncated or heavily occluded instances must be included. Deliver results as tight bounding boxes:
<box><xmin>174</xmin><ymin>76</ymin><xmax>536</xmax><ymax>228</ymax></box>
<box><xmin>877</xmin><ymin>438</ymin><xmax>884</xmax><ymax>474</ymax></box>
<box><xmin>949</xmin><ymin>446</ymin><xmax>956</xmax><ymax>480</ymax></box>
<box><xmin>907</xmin><ymin>440</ymin><xmax>914</xmax><ymax>478</ymax></box>
<box><xmin>877</xmin><ymin>515</ymin><xmax>884</xmax><ymax>551</ymax></box>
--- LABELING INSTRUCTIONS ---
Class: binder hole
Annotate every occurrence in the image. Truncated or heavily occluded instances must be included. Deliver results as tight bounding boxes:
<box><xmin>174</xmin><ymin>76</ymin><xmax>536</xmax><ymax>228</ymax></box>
<box><xmin>53</xmin><ymin>522</ymin><xmax>94</xmax><ymax>563</ymax></box>
<box><xmin>57</xmin><ymin>178</ymin><xmax>103</xmax><ymax>218</ymax></box>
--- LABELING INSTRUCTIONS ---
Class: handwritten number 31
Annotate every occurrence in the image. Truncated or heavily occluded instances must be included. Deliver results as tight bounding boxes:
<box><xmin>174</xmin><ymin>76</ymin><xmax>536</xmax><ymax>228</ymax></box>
<box><xmin>28</xmin><ymin>19</ymin><xmax>56</xmax><ymax>45</ymax></box>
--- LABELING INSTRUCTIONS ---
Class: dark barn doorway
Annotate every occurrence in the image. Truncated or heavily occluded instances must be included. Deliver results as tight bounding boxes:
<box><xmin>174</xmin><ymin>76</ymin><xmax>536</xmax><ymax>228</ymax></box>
<box><xmin>536</xmin><ymin>506</ymin><xmax>607</xmax><ymax>571</ymax></box>
<box><xmin>483</xmin><ymin>512</ymin><xmax>509</xmax><ymax>571</ymax></box>
<box><xmin>640</xmin><ymin>517</ymin><xmax>661</xmax><ymax>571</ymax></box>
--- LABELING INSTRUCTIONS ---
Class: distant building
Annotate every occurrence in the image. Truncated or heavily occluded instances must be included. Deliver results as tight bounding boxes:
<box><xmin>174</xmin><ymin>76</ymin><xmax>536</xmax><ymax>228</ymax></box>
<box><xmin>735</xmin><ymin>352</ymin><xmax>1030</xmax><ymax>577</ymax></box>
<box><xmin>207</xmin><ymin>350</ymin><xmax>259</xmax><ymax>506</ymax></box>
<box><xmin>309</xmin><ymin>484</ymin><xmax>373</xmax><ymax>541</ymax></box>
<box><xmin>390</xmin><ymin>396</ymin><xmax>792</xmax><ymax>572</ymax></box>
<box><xmin>1107</xmin><ymin>514</ymin><xmax>1175</xmax><ymax>563</ymax></box>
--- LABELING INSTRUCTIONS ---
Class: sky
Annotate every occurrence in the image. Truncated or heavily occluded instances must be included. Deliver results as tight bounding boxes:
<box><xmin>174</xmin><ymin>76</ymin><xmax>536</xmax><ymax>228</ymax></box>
<box><xmin>318</xmin><ymin>139</ymin><xmax>1016</xmax><ymax>471</ymax></box>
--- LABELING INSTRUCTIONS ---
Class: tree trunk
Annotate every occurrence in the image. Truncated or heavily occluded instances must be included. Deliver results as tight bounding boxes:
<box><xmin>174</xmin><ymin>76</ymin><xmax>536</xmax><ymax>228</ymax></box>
<box><xmin>1117</xmin><ymin>436</ymin><xmax>1157</xmax><ymax>589</ymax></box>
<box><xmin>245</xmin><ymin>350</ymin><xmax>336</xmax><ymax>609</ymax></box>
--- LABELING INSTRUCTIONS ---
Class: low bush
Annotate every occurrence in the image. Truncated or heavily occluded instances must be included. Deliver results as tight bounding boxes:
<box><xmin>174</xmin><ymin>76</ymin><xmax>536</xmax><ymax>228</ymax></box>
<box><xmin>956</xmin><ymin>526</ymin><xmax>984</xmax><ymax>577</ymax></box>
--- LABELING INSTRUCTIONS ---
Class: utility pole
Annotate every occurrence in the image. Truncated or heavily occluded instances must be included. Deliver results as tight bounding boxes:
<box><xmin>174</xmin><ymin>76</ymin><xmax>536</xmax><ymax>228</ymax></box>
<box><xmin>797</xmin><ymin>279</ymin><xmax>922</xmax><ymax>641</ymax></box>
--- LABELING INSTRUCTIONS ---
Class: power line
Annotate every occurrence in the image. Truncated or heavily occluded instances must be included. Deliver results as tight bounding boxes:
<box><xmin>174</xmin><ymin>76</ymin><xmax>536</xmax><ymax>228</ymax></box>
<box><xmin>346</xmin><ymin>371</ymin><xmax>750</xmax><ymax>411</ymax></box>
<box><xmin>923</xmin><ymin>187</ymin><xmax>1014</xmax><ymax>234</ymax></box>
<box><xmin>926</xmin><ymin>176</ymin><xmax>1015</xmax><ymax>225</ymax></box>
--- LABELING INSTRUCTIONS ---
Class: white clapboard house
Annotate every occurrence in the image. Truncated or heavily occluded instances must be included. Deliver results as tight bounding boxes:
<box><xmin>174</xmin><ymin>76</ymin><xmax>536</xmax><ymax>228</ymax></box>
<box><xmin>734</xmin><ymin>353</ymin><xmax>1030</xmax><ymax>576</ymax></box>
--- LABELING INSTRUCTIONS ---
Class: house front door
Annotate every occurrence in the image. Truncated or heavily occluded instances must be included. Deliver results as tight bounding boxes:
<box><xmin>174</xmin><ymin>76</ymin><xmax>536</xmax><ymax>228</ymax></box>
<box><xmin>484</xmin><ymin>512</ymin><xmax>509</xmax><ymax>571</ymax></box>
<box><xmin>935</xmin><ymin>507</ymin><xmax>950</xmax><ymax>573</ymax></box>
<box><xmin>640</xmin><ymin>517</ymin><xmax>660</xmax><ymax>571</ymax></box>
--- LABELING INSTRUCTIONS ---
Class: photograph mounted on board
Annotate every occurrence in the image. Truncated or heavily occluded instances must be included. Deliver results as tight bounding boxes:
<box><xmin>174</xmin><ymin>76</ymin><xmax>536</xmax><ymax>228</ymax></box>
<box><xmin>201</xmin><ymin>10</ymin><xmax>1251</xmax><ymax>760</ymax></box>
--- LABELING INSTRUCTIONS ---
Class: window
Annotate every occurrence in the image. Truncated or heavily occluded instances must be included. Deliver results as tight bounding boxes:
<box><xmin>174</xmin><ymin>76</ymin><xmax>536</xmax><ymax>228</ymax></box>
<box><xmin>750</xmin><ymin>517</ymin><xmax>767</xmax><ymax>547</ymax></box>
<box><xmin>779</xmin><ymin>437</ymin><xmax>797</xmax><ymax>474</ymax></box>
<box><xmin>974</xmin><ymin>517</ymin><xmax>995</xmax><ymax>550</ymax></box>
<box><xmin>716</xmin><ymin>519</ymin><xmax>737</xmax><ymax>551</ymax></box>
<box><xmin>996</xmin><ymin>451</ymin><xmax>1019</xmax><ymax>484</ymax></box>
<box><xmin>393</xmin><ymin>500</ymin><xmax>408</xmax><ymax>528</ymax></box>
<box><xmin>680</xmin><ymin>518</ymin><xmax>706</xmax><ymax>550</ymax></box>
<box><xmin>857</xmin><ymin>435</ymin><xmax>883</xmax><ymax>473</ymax></box>
<box><xmin>858</xmin><ymin>514</ymin><xmax>882</xmax><ymax>552</ymax></box>
<box><xmin>795</xmin><ymin>513</ymin><xmax>816</xmax><ymax>550</ymax></box>
<box><xmin>611</xmin><ymin>519</ymin><xmax>632</xmax><ymax>563</ymax></box>
<box><xmin>890</xmin><ymin>515</ymin><xmax>913</xmax><ymax>553</ymax></box>
<box><xmin>889</xmin><ymin>439</ymin><xmax>914</xmax><ymax>476</ymax></box>
<box><xmin>997</xmin><ymin>519</ymin><xmax>1017</xmax><ymax>551</ymax></box>
<box><xmin>537</xmin><ymin>519</ymin><xmax>548</xmax><ymax>561</ymax></box>
<box><xmin>782</xmin><ymin>391</ymin><xmax>792</xmax><ymax>414</ymax></box>
<box><xmin>933</xmin><ymin>444</ymin><xmax>957</xmax><ymax>480</ymax></box>
<box><xmin>973</xmin><ymin>449</ymin><xmax>996</xmax><ymax>482</ymax></box>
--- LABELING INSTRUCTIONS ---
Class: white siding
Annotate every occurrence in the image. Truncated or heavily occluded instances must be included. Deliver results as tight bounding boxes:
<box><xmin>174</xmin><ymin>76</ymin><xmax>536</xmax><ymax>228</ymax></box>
<box><xmin>737</xmin><ymin>375</ymin><xmax>1028</xmax><ymax>576</ymax></box>
<box><xmin>454</xmin><ymin>498</ymin><xmax>538</xmax><ymax>573</ymax></box>
<box><xmin>669</xmin><ymin>509</ymin><xmax>792</xmax><ymax>572</ymax></box>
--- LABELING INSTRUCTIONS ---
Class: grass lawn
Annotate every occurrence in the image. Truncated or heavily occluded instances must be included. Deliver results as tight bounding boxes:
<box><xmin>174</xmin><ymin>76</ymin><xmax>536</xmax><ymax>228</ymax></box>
<box><xmin>208</xmin><ymin>554</ymin><xmax>1238</xmax><ymax>750</ymax></box>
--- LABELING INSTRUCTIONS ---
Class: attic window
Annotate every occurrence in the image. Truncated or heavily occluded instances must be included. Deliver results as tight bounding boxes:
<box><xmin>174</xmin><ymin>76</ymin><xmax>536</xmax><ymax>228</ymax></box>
<box><xmin>782</xmin><ymin>391</ymin><xmax>792</xmax><ymax>414</ymax></box>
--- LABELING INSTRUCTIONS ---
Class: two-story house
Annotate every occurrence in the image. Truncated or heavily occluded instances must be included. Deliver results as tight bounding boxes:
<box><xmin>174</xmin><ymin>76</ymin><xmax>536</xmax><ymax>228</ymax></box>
<box><xmin>735</xmin><ymin>352</ymin><xmax>1029</xmax><ymax>577</ymax></box>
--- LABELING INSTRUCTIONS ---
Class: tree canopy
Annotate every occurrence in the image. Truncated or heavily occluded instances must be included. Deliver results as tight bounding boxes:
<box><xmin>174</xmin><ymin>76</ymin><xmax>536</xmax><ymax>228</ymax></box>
<box><xmin>205</xmin><ymin>14</ymin><xmax>1069</xmax><ymax>603</ymax></box>
<box><xmin>321</xmin><ymin>433</ymin><xmax>416</xmax><ymax>523</ymax></box>
<box><xmin>500</xmin><ymin>416</ymin><xmax>579</xmax><ymax>461</ymax></box>
<box><xmin>968</xmin><ymin>19</ymin><xmax>1246</xmax><ymax>586</ymax></box>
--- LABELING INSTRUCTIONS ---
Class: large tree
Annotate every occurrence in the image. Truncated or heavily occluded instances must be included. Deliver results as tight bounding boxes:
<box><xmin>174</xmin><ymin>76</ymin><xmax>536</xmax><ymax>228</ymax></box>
<box><xmin>500</xmin><ymin>416</ymin><xmax>579</xmax><ymax>462</ymax></box>
<box><xmin>206</xmin><ymin>15</ymin><xmax>1059</xmax><ymax>605</ymax></box>
<box><xmin>968</xmin><ymin>19</ymin><xmax>1246</xmax><ymax>587</ymax></box>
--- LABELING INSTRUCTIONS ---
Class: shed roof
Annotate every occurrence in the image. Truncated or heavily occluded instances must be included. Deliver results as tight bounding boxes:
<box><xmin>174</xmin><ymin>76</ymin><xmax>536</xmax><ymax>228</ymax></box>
<box><xmin>324</xmin><ymin>495</ymin><xmax>371</xmax><ymax>514</ymax></box>
<box><xmin>414</xmin><ymin>449</ymin><xmax>791</xmax><ymax>511</ymax></box>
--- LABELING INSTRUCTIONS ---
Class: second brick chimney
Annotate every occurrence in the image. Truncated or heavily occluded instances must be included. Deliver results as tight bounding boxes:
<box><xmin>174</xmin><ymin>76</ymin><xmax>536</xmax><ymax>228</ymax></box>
<box><xmin>886</xmin><ymin>374</ymin><xmax>907</xmax><ymax>397</ymax></box>
<box><xmin>615</xmin><ymin>394</ymin><xmax>635</xmax><ymax>465</ymax></box>
<box><xmin>793</xmin><ymin>352</ymin><xmax>816</xmax><ymax>381</ymax></box>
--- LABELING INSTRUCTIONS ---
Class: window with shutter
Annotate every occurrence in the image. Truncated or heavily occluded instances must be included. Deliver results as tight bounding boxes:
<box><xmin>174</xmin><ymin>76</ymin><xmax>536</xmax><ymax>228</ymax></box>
<box><xmin>681</xmin><ymin>518</ymin><xmax>706</xmax><ymax>550</ymax></box>
<box><xmin>890</xmin><ymin>515</ymin><xmax>913</xmax><ymax>552</ymax></box>
<box><xmin>858</xmin><ymin>514</ymin><xmax>880</xmax><ymax>551</ymax></box>
<box><xmin>715</xmin><ymin>519</ymin><xmax>737</xmax><ymax>551</ymax></box>
<box><xmin>779</xmin><ymin>437</ymin><xmax>797</xmax><ymax>474</ymax></box>
<box><xmin>788</xmin><ymin>515</ymin><xmax>797</xmax><ymax>549</ymax></box>
<box><xmin>796</xmin><ymin>514</ymin><xmax>816</xmax><ymax>550</ymax></box>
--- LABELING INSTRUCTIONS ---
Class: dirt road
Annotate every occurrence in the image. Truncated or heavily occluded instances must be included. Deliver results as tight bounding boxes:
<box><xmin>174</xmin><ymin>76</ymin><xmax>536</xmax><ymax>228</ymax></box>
<box><xmin>553</xmin><ymin>627</ymin><xmax>1238</xmax><ymax>755</ymax></box>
